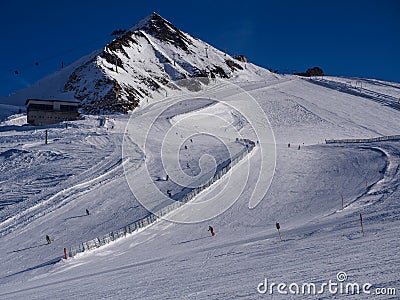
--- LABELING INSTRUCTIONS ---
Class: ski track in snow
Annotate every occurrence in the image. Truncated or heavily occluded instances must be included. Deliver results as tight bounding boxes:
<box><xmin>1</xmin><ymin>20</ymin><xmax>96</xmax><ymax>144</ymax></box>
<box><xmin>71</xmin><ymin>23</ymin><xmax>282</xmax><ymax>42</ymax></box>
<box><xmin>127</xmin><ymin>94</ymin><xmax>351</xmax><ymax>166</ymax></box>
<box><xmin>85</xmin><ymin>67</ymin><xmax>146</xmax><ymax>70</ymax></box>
<box><xmin>0</xmin><ymin>77</ymin><xmax>399</xmax><ymax>299</ymax></box>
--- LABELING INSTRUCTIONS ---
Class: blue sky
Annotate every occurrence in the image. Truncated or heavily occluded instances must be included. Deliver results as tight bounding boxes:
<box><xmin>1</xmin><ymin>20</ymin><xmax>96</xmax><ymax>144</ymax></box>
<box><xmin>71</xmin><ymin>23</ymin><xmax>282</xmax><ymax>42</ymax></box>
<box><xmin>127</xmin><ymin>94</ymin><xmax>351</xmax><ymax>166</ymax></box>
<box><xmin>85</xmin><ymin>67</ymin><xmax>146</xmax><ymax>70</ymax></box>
<box><xmin>0</xmin><ymin>0</ymin><xmax>399</xmax><ymax>96</ymax></box>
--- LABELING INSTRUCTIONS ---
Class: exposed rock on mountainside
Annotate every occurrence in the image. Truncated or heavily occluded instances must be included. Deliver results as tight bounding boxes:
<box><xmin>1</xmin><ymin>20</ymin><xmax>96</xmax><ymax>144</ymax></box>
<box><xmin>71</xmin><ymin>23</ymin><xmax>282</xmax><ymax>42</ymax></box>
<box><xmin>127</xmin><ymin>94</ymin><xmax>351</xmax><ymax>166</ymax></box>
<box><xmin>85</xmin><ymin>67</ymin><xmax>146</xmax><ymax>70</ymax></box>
<box><xmin>63</xmin><ymin>12</ymin><xmax>268</xmax><ymax>113</ymax></box>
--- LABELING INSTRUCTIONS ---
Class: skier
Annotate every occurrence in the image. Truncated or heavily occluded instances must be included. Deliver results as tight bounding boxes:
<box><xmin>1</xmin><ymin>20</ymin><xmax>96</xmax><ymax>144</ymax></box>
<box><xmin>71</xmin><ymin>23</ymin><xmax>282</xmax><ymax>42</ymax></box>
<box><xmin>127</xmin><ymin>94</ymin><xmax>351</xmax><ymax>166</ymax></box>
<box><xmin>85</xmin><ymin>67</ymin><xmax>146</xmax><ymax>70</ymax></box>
<box><xmin>46</xmin><ymin>235</ymin><xmax>52</xmax><ymax>244</ymax></box>
<box><xmin>208</xmin><ymin>226</ymin><xmax>215</xmax><ymax>236</ymax></box>
<box><xmin>288</xmin><ymin>143</ymin><xmax>290</xmax><ymax>148</ymax></box>
<box><xmin>298</xmin><ymin>145</ymin><xmax>301</xmax><ymax>150</ymax></box>
<box><xmin>86</xmin><ymin>209</ymin><xmax>90</xmax><ymax>216</ymax></box>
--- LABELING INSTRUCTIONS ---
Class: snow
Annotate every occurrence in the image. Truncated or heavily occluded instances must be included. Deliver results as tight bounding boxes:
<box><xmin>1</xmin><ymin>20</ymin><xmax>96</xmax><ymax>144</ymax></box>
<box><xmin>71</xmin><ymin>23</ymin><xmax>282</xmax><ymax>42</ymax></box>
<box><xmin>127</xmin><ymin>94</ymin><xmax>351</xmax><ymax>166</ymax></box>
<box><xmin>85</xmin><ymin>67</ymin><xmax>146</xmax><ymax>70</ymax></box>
<box><xmin>0</xmin><ymin>72</ymin><xmax>399</xmax><ymax>299</ymax></box>
<box><xmin>0</xmin><ymin>50</ymin><xmax>101</xmax><ymax>108</ymax></box>
<box><xmin>0</xmin><ymin>12</ymin><xmax>399</xmax><ymax>299</ymax></box>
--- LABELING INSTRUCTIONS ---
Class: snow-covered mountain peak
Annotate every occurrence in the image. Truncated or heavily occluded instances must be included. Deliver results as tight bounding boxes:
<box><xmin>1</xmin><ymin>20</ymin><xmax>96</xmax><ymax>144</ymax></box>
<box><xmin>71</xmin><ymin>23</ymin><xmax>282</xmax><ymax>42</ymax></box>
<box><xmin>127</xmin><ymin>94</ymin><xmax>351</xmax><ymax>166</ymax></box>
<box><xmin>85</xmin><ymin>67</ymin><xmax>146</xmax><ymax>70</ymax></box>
<box><xmin>129</xmin><ymin>12</ymin><xmax>165</xmax><ymax>30</ymax></box>
<box><xmin>130</xmin><ymin>12</ymin><xmax>193</xmax><ymax>53</ymax></box>
<box><xmin>63</xmin><ymin>12</ymin><xmax>267</xmax><ymax>113</ymax></box>
<box><xmin>1</xmin><ymin>13</ymin><xmax>275</xmax><ymax>114</ymax></box>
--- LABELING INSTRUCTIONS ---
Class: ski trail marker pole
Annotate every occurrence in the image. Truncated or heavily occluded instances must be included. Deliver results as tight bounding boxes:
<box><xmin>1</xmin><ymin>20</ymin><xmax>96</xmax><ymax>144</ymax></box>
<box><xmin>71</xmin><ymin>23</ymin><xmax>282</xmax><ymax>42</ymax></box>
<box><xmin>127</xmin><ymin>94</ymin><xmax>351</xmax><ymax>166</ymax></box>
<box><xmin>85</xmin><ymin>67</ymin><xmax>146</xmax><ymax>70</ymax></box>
<box><xmin>341</xmin><ymin>193</ymin><xmax>344</xmax><ymax>210</ymax></box>
<box><xmin>360</xmin><ymin>213</ymin><xmax>365</xmax><ymax>237</ymax></box>
<box><xmin>64</xmin><ymin>248</ymin><xmax>67</xmax><ymax>260</ymax></box>
<box><xmin>276</xmin><ymin>222</ymin><xmax>282</xmax><ymax>241</ymax></box>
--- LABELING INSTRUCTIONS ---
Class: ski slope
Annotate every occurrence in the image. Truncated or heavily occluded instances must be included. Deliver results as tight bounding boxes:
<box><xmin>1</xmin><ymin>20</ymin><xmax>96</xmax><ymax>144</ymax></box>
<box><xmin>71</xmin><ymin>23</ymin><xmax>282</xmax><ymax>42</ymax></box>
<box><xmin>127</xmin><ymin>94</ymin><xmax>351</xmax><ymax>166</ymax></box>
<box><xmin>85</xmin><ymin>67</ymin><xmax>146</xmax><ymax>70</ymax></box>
<box><xmin>0</xmin><ymin>75</ymin><xmax>399</xmax><ymax>299</ymax></box>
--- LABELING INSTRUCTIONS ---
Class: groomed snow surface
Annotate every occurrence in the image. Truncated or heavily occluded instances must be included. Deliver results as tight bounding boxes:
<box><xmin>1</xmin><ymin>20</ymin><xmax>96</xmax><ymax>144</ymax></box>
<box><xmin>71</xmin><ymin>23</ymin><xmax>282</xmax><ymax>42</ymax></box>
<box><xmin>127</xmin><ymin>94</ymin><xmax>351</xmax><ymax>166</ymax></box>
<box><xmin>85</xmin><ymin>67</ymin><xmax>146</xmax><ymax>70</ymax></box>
<box><xmin>0</xmin><ymin>75</ymin><xmax>399</xmax><ymax>299</ymax></box>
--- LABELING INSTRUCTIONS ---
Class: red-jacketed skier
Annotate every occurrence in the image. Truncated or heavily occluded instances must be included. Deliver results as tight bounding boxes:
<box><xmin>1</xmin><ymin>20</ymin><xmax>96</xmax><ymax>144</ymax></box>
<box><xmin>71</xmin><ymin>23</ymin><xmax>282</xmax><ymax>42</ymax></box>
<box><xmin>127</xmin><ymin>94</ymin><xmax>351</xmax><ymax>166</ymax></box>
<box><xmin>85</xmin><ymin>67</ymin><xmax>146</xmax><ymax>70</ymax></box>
<box><xmin>208</xmin><ymin>226</ymin><xmax>215</xmax><ymax>236</ymax></box>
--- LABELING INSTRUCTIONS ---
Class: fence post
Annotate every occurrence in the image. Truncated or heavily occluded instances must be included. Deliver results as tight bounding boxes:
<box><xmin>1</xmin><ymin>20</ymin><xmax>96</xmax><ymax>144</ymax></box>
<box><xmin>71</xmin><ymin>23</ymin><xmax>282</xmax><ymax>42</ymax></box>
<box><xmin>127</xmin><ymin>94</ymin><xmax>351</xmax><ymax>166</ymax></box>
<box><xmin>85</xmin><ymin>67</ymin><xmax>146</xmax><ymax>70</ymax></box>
<box><xmin>360</xmin><ymin>212</ymin><xmax>365</xmax><ymax>237</ymax></box>
<box><xmin>341</xmin><ymin>193</ymin><xmax>344</xmax><ymax>210</ymax></box>
<box><xmin>64</xmin><ymin>248</ymin><xmax>67</xmax><ymax>259</ymax></box>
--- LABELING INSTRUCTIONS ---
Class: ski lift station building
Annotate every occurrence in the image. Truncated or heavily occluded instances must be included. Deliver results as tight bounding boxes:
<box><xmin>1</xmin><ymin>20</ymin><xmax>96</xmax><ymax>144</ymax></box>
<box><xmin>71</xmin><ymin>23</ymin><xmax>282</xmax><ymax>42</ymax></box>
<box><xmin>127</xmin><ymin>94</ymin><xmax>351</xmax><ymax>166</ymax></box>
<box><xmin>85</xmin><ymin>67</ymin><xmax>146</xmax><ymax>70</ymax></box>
<box><xmin>25</xmin><ymin>98</ymin><xmax>80</xmax><ymax>126</ymax></box>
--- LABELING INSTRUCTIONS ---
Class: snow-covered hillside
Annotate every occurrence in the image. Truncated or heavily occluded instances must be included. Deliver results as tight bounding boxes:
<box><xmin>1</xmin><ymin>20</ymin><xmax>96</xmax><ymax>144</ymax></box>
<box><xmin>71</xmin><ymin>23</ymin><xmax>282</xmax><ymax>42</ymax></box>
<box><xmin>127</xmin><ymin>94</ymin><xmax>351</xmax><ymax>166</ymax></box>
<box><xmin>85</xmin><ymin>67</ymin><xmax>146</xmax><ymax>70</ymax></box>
<box><xmin>0</xmin><ymin>11</ymin><xmax>400</xmax><ymax>300</ymax></box>
<box><xmin>0</xmin><ymin>71</ymin><xmax>399</xmax><ymax>299</ymax></box>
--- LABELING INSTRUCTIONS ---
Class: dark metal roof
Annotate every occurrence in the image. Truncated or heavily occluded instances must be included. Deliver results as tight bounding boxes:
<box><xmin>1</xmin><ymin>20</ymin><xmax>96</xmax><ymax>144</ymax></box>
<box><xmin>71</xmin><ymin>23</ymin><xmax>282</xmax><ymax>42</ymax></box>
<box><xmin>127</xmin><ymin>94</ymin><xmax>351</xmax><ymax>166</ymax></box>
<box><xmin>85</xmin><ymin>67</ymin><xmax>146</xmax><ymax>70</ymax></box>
<box><xmin>25</xmin><ymin>98</ymin><xmax>80</xmax><ymax>106</ymax></box>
